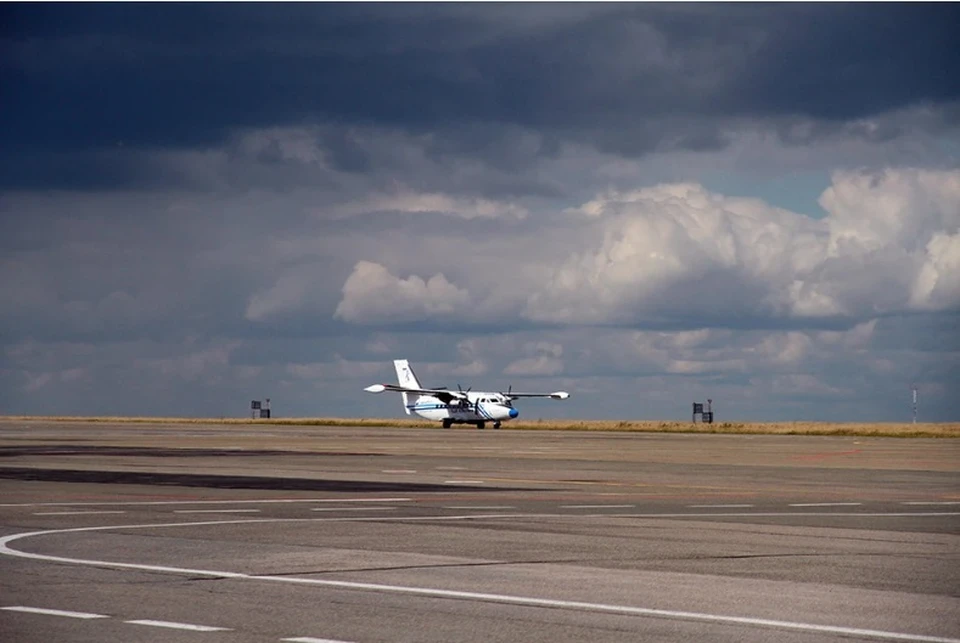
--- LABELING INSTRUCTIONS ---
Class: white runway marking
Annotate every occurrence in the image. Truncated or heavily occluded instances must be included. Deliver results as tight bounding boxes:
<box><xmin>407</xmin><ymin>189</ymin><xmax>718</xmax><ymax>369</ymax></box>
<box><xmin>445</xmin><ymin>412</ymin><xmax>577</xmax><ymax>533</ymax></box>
<box><xmin>444</xmin><ymin>506</ymin><xmax>516</xmax><ymax>510</ymax></box>
<box><xmin>282</xmin><ymin>638</ymin><xmax>356</xmax><ymax>643</ymax></box>
<box><xmin>381</xmin><ymin>469</ymin><xmax>417</xmax><ymax>474</ymax></box>
<box><xmin>33</xmin><ymin>511</ymin><xmax>126</xmax><ymax>516</ymax></box>
<box><xmin>125</xmin><ymin>619</ymin><xmax>229</xmax><ymax>631</ymax></box>
<box><xmin>310</xmin><ymin>498</ymin><xmax>412</xmax><ymax>503</ymax></box>
<box><xmin>2</xmin><ymin>606</ymin><xmax>108</xmax><ymax>619</ymax></box>
<box><xmin>173</xmin><ymin>509</ymin><xmax>261</xmax><ymax>514</ymax></box>
<box><xmin>902</xmin><ymin>501</ymin><xmax>960</xmax><ymax>506</ymax></box>
<box><xmin>436</xmin><ymin>466</ymin><xmax>467</xmax><ymax>470</ymax></box>
<box><xmin>688</xmin><ymin>504</ymin><xmax>754</xmax><ymax>508</ymax></box>
<box><xmin>0</xmin><ymin>498</ymin><xmax>411</xmax><ymax>508</ymax></box>
<box><xmin>561</xmin><ymin>504</ymin><xmax>635</xmax><ymax>509</ymax></box>
<box><xmin>310</xmin><ymin>507</ymin><xmax>397</xmax><ymax>512</ymax></box>
<box><xmin>3</xmin><ymin>517</ymin><xmax>959</xmax><ymax>643</ymax></box>
<box><xmin>610</xmin><ymin>512</ymin><xmax>960</xmax><ymax>518</ymax></box>
<box><xmin>789</xmin><ymin>502</ymin><xmax>863</xmax><ymax>507</ymax></box>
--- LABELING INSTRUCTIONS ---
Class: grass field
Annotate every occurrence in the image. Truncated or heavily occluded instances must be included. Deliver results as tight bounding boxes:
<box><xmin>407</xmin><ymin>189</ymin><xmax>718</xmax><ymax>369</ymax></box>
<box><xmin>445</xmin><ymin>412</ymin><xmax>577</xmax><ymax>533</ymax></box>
<box><xmin>2</xmin><ymin>416</ymin><xmax>958</xmax><ymax>438</ymax></box>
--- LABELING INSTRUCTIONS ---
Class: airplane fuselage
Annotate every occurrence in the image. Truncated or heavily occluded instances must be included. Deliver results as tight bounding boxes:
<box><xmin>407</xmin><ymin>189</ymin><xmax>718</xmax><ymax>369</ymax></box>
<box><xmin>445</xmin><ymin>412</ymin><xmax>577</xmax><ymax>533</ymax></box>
<box><xmin>408</xmin><ymin>391</ymin><xmax>519</xmax><ymax>429</ymax></box>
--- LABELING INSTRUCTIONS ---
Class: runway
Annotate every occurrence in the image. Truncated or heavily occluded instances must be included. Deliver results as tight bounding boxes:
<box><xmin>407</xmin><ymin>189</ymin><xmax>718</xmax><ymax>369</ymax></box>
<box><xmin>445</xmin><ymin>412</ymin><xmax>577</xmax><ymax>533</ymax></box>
<box><xmin>1</xmin><ymin>421</ymin><xmax>958</xmax><ymax>642</ymax></box>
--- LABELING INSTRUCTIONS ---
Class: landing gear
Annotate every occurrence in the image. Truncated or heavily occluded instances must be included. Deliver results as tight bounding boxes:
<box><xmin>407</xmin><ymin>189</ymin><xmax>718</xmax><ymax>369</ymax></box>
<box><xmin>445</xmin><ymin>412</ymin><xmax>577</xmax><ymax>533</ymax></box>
<box><xmin>442</xmin><ymin>419</ymin><xmax>452</xmax><ymax>429</ymax></box>
<box><xmin>476</xmin><ymin>422</ymin><xmax>485</xmax><ymax>430</ymax></box>
<box><xmin>493</xmin><ymin>421</ymin><xmax>502</xmax><ymax>429</ymax></box>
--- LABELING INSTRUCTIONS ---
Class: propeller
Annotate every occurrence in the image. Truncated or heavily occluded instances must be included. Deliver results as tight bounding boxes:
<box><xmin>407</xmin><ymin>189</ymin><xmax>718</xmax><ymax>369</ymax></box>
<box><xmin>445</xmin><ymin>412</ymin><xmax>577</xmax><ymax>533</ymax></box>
<box><xmin>456</xmin><ymin>383</ymin><xmax>471</xmax><ymax>408</ymax></box>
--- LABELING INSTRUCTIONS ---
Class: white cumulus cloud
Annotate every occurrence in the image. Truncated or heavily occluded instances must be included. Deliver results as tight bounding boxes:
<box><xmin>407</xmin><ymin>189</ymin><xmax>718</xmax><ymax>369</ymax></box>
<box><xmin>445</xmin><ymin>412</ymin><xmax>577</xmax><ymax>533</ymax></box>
<box><xmin>525</xmin><ymin>168</ymin><xmax>960</xmax><ymax>326</ymax></box>
<box><xmin>334</xmin><ymin>261</ymin><xmax>471</xmax><ymax>323</ymax></box>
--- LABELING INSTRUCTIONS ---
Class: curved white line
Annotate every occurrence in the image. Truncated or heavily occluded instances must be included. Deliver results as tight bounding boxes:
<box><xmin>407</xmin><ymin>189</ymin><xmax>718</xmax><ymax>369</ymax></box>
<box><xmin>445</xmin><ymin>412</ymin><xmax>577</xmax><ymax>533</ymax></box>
<box><xmin>125</xmin><ymin>619</ymin><xmax>229</xmax><ymax>632</ymax></box>
<box><xmin>2</xmin><ymin>606</ymin><xmax>108</xmax><ymax>619</ymax></box>
<box><xmin>1</xmin><ymin>517</ymin><xmax>957</xmax><ymax>643</ymax></box>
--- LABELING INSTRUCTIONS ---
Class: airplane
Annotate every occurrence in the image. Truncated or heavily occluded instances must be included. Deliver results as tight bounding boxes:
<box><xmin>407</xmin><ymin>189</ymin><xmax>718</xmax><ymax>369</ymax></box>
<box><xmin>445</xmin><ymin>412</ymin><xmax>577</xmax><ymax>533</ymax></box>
<box><xmin>364</xmin><ymin>359</ymin><xmax>570</xmax><ymax>429</ymax></box>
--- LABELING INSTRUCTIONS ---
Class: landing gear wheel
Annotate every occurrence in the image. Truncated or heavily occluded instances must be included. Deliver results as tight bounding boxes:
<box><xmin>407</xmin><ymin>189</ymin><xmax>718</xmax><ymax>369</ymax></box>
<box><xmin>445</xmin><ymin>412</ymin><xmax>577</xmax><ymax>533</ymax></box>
<box><xmin>477</xmin><ymin>422</ymin><xmax>485</xmax><ymax>430</ymax></box>
<box><xmin>493</xmin><ymin>422</ymin><xmax>502</xmax><ymax>429</ymax></box>
<box><xmin>442</xmin><ymin>419</ymin><xmax>452</xmax><ymax>429</ymax></box>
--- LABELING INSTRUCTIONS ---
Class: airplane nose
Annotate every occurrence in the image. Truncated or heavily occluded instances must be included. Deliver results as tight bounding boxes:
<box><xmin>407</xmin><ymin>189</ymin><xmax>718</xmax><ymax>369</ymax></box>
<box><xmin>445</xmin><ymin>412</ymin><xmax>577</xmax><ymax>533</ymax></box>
<box><xmin>509</xmin><ymin>408</ymin><xmax>519</xmax><ymax>419</ymax></box>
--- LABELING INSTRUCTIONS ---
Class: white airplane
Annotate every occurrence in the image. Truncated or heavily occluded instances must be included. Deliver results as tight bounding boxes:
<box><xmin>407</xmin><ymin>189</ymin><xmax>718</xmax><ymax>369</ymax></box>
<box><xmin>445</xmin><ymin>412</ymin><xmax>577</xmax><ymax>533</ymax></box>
<box><xmin>364</xmin><ymin>359</ymin><xmax>570</xmax><ymax>429</ymax></box>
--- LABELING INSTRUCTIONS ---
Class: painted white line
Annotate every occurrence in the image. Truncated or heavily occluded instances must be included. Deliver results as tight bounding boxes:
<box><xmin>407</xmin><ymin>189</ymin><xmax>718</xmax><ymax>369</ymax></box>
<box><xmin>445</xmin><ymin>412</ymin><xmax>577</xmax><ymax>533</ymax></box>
<box><xmin>561</xmin><ymin>504</ymin><xmax>635</xmax><ymax>509</ymax></box>
<box><xmin>0</xmin><ymin>498</ymin><xmax>411</xmax><ymax>508</ymax></box>
<box><xmin>381</xmin><ymin>469</ymin><xmax>417</xmax><ymax>474</ymax></box>
<box><xmin>688</xmin><ymin>504</ymin><xmax>754</xmax><ymax>508</ymax></box>
<box><xmin>4</xmin><ymin>517</ymin><xmax>960</xmax><ymax>643</ymax></box>
<box><xmin>310</xmin><ymin>498</ymin><xmax>412</xmax><ymax>503</ymax></box>
<box><xmin>609</xmin><ymin>512</ymin><xmax>960</xmax><ymax>518</ymax></box>
<box><xmin>435</xmin><ymin>466</ymin><xmax>466</xmax><ymax>470</ymax></box>
<box><xmin>902</xmin><ymin>501</ymin><xmax>960</xmax><ymax>506</ymax></box>
<box><xmin>310</xmin><ymin>507</ymin><xmax>397</xmax><ymax>512</ymax></box>
<box><xmin>251</xmin><ymin>582</ymin><xmax>960</xmax><ymax>643</ymax></box>
<box><xmin>125</xmin><ymin>619</ymin><xmax>229</xmax><ymax>632</ymax></box>
<box><xmin>444</xmin><ymin>480</ymin><xmax>484</xmax><ymax>485</ymax></box>
<box><xmin>2</xmin><ymin>606</ymin><xmax>108</xmax><ymax>619</ymax></box>
<box><xmin>789</xmin><ymin>503</ymin><xmax>863</xmax><ymax>507</ymax></box>
<box><xmin>282</xmin><ymin>638</ymin><xmax>356</xmax><ymax>643</ymax></box>
<box><xmin>33</xmin><ymin>511</ymin><xmax>127</xmax><ymax>516</ymax></box>
<box><xmin>173</xmin><ymin>509</ymin><xmax>261</xmax><ymax>514</ymax></box>
<box><xmin>444</xmin><ymin>506</ymin><xmax>516</xmax><ymax>510</ymax></box>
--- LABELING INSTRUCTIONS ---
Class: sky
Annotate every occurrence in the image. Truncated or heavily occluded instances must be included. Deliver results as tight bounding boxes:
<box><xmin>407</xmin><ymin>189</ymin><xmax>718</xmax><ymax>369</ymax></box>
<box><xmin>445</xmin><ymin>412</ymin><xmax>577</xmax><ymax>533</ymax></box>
<box><xmin>1</xmin><ymin>3</ymin><xmax>959</xmax><ymax>422</ymax></box>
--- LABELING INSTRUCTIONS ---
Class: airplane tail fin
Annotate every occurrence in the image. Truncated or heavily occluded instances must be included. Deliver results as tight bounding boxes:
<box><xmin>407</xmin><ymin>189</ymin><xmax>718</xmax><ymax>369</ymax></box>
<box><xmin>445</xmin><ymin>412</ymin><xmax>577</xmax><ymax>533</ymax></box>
<box><xmin>394</xmin><ymin>359</ymin><xmax>421</xmax><ymax>415</ymax></box>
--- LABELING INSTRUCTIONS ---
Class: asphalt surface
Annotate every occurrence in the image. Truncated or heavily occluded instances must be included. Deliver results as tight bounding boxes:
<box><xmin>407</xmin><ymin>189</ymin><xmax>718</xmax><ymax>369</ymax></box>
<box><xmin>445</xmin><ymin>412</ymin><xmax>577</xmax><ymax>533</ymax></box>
<box><xmin>1</xmin><ymin>421</ymin><xmax>958</xmax><ymax>643</ymax></box>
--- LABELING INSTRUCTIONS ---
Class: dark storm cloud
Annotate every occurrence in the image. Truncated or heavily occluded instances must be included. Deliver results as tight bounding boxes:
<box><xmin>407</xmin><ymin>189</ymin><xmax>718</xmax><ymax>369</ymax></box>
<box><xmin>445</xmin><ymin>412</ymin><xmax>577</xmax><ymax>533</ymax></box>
<box><xmin>1</xmin><ymin>4</ymin><xmax>958</xmax><ymax>422</ymax></box>
<box><xmin>2</xmin><ymin>3</ymin><xmax>958</xmax><ymax>189</ymax></box>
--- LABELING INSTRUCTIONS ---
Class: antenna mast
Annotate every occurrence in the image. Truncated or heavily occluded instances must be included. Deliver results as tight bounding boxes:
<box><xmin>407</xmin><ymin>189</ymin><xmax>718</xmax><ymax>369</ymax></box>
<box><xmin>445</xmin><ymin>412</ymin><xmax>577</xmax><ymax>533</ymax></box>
<box><xmin>911</xmin><ymin>384</ymin><xmax>918</xmax><ymax>424</ymax></box>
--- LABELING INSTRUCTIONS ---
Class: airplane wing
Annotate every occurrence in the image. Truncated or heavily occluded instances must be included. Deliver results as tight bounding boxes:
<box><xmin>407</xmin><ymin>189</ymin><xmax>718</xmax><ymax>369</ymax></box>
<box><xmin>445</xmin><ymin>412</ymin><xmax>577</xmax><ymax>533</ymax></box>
<box><xmin>506</xmin><ymin>391</ymin><xmax>570</xmax><ymax>400</ymax></box>
<box><xmin>364</xmin><ymin>383</ymin><xmax>468</xmax><ymax>404</ymax></box>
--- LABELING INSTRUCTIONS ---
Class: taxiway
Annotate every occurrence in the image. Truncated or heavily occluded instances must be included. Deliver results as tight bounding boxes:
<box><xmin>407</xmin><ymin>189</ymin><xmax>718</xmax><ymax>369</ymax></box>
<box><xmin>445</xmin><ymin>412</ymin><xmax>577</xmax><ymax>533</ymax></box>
<box><xmin>1</xmin><ymin>421</ymin><xmax>958</xmax><ymax>642</ymax></box>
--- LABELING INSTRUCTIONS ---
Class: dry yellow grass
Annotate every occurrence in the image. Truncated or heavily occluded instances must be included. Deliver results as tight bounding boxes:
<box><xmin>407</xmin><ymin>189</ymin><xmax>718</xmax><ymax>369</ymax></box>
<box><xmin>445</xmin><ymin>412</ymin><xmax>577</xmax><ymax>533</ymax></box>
<box><xmin>1</xmin><ymin>415</ymin><xmax>958</xmax><ymax>438</ymax></box>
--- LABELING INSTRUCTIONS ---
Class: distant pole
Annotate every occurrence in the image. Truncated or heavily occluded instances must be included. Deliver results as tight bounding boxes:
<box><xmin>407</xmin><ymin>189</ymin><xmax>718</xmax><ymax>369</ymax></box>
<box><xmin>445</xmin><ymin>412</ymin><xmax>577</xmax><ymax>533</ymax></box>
<box><xmin>912</xmin><ymin>385</ymin><xmax>918</xmax><ymax>424</ymax></box>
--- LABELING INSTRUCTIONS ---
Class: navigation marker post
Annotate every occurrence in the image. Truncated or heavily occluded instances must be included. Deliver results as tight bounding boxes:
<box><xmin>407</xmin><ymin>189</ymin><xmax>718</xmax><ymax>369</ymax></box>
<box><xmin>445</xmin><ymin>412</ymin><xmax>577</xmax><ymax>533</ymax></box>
<box><xmin>912</xmin><ymin>385</ymin><xmax>918</xmax><ymax>424</ymax></box>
